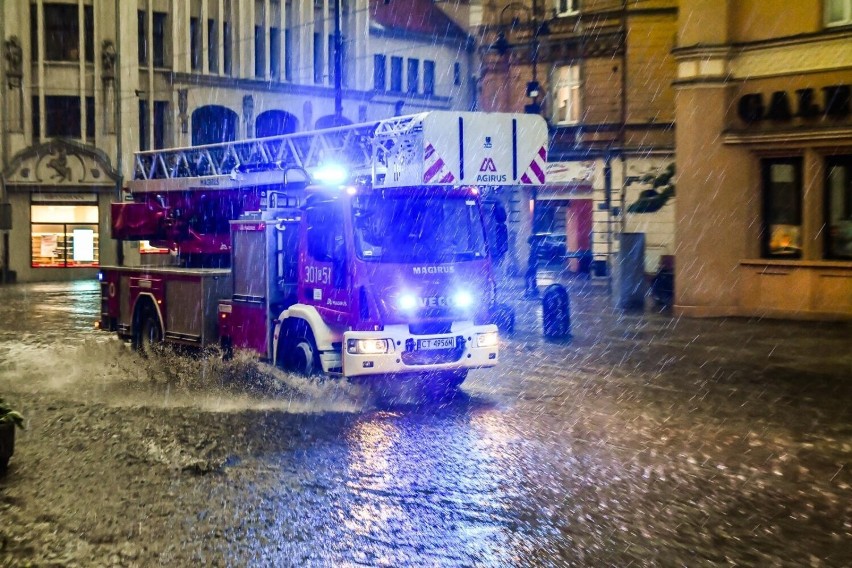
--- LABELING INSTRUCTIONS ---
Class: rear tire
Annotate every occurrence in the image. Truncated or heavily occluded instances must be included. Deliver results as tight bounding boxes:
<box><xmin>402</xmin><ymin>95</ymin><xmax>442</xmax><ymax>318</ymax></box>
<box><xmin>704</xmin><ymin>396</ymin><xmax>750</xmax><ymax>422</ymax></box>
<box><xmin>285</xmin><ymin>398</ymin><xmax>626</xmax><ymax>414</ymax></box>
<box><xmin>133</xmin><ymin>307</ymin><xmax>162</xmax><ymax>356</ymax></box>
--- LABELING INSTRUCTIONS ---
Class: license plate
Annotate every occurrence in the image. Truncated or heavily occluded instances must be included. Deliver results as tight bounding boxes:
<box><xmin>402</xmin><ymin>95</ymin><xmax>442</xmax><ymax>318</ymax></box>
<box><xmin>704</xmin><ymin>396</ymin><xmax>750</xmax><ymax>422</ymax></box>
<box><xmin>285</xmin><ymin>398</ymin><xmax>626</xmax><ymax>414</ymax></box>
<box><xmin>417</xmin><ymin>337</ymin><xmax>456</xmax><ymax>350</ymax></box>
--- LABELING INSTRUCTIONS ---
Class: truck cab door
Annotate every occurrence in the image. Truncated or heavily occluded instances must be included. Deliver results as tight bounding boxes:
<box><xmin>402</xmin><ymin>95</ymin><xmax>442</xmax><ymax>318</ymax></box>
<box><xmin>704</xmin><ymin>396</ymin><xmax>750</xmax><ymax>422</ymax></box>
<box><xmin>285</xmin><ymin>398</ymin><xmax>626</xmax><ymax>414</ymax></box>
<box><xmin>301</xmin><ymin>201</ymin><xmax>352</xmax><ymax>324</ymax></box>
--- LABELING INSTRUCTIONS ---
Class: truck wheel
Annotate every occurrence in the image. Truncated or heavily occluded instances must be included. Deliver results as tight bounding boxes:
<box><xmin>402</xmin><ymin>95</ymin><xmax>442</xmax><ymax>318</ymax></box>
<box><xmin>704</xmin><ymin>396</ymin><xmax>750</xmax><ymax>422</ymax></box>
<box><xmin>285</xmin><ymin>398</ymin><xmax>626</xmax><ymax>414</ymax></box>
<box><xmin>278</xmin><ymin>322</ymin><xmax>320</xmax><ymax>376</ymax></box>
<box><xmin>134</xmin><ymin>309</ymin><xmax>162</xmax><ymax>355</ymax></box>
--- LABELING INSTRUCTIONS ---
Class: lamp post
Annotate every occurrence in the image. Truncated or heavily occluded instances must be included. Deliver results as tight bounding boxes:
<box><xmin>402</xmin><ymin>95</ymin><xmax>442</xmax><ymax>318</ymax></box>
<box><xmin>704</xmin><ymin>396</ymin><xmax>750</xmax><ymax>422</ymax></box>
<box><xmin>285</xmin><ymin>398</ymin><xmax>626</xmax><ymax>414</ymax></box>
<box><xmin>490</xmin><ymin>1</ymin><xmax>549</xmax><ymax>115</ymax></box>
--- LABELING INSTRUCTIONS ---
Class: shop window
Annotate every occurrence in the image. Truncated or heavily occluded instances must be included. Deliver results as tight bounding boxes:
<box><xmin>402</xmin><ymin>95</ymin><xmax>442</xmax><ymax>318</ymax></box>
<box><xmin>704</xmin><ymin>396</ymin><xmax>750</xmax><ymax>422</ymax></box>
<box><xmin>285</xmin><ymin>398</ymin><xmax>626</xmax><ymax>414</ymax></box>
<box><xmin>826</xmin><ymin>156</ymin><xmax>852</xmax><ymax>259</ymax></box>
<box><xmin>761</xmin><ymin>158</ymin><xmax>802</xmax><ymax>258</ymax></box>
<box><xmin>551</xmin><ymin>65</ymin><xmax>581</xmax><ymax>125</ymax></box>
<box><xmin>825</xmin><ymin>0</ymin><xmax>852</xmax><ymax>27</ymax></box>
<box><xmin>31</xmin><ymin>205</ymin><xmax>99</xmax><ymax>268</ymax></box>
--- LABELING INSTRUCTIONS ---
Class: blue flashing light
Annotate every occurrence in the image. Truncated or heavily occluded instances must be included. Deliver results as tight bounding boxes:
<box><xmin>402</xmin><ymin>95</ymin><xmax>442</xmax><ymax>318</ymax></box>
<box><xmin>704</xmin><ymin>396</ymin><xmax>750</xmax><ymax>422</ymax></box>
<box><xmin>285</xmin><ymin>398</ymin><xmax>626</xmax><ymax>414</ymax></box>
<box><xmin>313</xmin><ymin>163</ymin><xmax>349</xmax><ymax>186</ymax></box>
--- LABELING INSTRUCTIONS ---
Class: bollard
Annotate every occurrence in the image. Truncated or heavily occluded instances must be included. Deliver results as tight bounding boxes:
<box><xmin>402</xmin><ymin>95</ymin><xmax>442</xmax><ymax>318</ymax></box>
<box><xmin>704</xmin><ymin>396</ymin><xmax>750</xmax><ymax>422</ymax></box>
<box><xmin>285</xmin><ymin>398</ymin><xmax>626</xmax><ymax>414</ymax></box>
<box><xmin>491</xmin><ymin>302</ymin><xmax>516</xmax><ymax>335</ymax></box>
<box><xmin>542</xmin><ymin>284</ymin><xmax>571</xmax><ymax>340</ymax></box>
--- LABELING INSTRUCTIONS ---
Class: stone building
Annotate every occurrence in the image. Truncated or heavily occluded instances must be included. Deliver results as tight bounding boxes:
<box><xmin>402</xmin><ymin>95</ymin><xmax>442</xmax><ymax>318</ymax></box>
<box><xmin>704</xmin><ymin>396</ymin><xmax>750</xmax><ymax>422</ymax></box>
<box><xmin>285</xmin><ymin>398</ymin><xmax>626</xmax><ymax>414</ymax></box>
<box><xmin>0</xmin><ymin>0</ymin><xmax>475</xmax><ymax>283</ymax></box>
<box><xmin>673</xmin><ymin>0</ymin><xmax>852</xmax><ymax>319</ymax></box>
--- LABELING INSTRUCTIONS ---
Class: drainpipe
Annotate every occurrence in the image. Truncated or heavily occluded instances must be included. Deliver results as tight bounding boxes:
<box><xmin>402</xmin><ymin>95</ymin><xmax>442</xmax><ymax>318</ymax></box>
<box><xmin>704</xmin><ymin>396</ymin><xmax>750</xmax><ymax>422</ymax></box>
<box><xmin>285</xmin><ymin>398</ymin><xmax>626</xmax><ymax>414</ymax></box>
<box><xmin>114</xmin><ymin>0</ymin><xmax>124</xmax><ymax>266</ymax></box>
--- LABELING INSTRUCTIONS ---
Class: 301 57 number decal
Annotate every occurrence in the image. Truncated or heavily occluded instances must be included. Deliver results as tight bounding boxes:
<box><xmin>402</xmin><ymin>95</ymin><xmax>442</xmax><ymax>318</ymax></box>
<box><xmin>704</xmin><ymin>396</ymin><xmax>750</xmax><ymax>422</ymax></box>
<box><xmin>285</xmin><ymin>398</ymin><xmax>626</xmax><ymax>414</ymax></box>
<box><xmin>304</xmin><ymin>265</ymin><xmax>331</xmax><ymax>285</ymax></box>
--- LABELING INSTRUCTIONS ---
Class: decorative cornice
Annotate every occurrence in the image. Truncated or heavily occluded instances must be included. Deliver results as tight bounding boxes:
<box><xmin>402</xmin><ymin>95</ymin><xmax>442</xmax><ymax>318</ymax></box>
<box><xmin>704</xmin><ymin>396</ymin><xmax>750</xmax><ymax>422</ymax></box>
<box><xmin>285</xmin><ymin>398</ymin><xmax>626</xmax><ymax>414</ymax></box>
<box><xmin>3</xmin><ymin>139</ymin><xmax>120</xmax><ymax>185</ymax></box>
<box><xmin>723</xmin><ymin>125</ymin><xmax>852</xmax><ymax>146</ymax></box>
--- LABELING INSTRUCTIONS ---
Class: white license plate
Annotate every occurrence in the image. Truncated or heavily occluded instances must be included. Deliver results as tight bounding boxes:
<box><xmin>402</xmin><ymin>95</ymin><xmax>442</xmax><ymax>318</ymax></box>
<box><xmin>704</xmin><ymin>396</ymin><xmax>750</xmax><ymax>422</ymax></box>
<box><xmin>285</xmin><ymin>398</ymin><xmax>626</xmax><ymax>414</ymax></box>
<box><xmin>417</xmin><ymin>337</ymin><xmax>456</xmax><ymax>350</ymax></box>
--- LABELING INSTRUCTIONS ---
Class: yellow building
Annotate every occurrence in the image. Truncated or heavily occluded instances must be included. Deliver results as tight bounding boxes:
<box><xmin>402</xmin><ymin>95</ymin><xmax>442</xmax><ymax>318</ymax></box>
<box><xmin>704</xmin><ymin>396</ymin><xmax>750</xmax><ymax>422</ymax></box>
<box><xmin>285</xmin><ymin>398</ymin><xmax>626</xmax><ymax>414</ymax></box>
<box><xmin>674</xmin><ymin>0</ymin><xmax>852</xmax><ymax>319</ymax></box>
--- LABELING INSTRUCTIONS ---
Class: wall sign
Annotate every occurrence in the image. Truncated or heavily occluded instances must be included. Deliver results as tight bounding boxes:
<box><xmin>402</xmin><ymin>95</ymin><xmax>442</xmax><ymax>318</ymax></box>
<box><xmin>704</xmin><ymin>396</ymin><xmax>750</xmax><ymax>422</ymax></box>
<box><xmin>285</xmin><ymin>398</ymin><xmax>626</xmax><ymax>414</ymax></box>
<box><xmin>738</xmin><ymin>85</ymin><xmax>850</xmax><ymax>123</ymax></box>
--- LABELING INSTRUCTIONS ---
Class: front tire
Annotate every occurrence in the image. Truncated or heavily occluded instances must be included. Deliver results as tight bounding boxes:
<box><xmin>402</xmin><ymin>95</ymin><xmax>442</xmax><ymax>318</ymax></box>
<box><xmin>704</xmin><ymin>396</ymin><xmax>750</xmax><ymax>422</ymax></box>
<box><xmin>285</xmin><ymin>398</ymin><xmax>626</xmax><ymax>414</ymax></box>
<box><xmin>277</xmin><ymin>322</ymin><xmax>320</xmax><ymax>376</ymax></box>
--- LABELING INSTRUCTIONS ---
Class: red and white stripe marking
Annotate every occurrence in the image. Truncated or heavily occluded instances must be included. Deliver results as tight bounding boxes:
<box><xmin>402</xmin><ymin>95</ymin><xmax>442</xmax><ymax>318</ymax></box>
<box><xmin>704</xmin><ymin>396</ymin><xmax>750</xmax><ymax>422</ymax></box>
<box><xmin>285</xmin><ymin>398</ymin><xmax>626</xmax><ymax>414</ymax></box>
<box><xmin>423</xmin><ymin>143</ymin><xmax>456</xmax><ymax>184</ymax></box>
<box><xmin>520</xmin><ymin>146</ymin><xmax>547</xmax><ymax>184</ymax></box>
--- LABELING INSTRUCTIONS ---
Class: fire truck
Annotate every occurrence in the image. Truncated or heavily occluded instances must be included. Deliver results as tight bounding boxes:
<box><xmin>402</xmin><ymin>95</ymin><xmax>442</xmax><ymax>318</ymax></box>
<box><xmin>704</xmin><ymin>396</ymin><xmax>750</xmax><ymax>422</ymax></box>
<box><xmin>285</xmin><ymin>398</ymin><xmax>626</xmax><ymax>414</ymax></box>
<box><xmin>97</xmin><ymin>111</ymin><xmax>547</xmax><ymax>388</ymax></box>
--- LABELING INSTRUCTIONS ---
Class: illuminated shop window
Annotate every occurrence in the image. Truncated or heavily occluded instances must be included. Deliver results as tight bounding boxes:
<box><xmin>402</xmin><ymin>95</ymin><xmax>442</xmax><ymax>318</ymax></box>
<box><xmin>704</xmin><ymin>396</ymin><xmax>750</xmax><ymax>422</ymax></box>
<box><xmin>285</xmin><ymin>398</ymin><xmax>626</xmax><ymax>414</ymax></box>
<box><xmin>826</xmin><ymin>156</ymin><xmax>852</xmax><ymax>260</ymax></box>
<box><xmin>761</xmin><ymin>158</ymin><xmax>802</xmax><ymax>259</ymax></box>
<box><xmin>31</xmin><ymin>205</ymin><xmax>99</xmax><ymax>268</ymax></box>
<box><xmin>825</xmin><ymin>0</ymin><xmax>852</xmax><ymax>27</ymax></box>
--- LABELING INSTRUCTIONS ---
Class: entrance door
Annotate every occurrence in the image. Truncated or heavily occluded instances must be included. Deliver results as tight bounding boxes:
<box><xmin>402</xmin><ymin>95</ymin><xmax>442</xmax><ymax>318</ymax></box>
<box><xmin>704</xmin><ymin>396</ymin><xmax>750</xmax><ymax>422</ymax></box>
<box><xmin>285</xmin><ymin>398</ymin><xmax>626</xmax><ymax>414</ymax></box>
<box><xmin>566</xmin><ymin>199</ymin><xmax>593</xmax><ymax>273</ymax></box>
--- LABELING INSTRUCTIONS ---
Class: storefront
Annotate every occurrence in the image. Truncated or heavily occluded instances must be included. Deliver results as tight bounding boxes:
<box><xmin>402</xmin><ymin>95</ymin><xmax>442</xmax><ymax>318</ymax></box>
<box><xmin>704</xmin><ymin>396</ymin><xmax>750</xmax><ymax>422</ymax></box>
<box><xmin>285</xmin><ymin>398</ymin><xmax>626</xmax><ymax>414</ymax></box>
<box><xmin>1</xmin><ymin>140</ymin><xmax>119</xmax><ymax>283</ymax></box>
<box><xmin>675</xmin><ymin>25</ymin><xmax>852</xmax><ymax>319</ymax></box>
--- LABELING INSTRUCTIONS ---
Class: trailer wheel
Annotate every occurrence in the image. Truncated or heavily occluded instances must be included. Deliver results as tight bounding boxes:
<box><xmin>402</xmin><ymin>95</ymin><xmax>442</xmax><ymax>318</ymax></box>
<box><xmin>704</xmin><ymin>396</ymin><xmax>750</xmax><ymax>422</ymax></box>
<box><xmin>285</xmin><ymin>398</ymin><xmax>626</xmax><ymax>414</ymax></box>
<box><xmin>133</xmin><ymin>307</ymin><xmax>162</xmax><ymax>356</ymax></box>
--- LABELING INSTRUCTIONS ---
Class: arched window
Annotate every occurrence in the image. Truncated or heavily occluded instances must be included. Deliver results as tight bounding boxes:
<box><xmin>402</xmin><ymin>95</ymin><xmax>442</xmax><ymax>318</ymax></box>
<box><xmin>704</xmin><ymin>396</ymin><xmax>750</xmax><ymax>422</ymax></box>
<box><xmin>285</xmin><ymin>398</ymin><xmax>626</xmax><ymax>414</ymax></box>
<box><xmin>315</xmin><ymin>114</ymin><xmax>352</xmax><ymax>130</ymax></box>
<box><xmin>255</xmin><ymin>110</ymin><xmax>298</xmax><ymax>138</ymax></box>
<box><xmin>191</xmin><ymin>105</ymin><xmax>238</xmax><ymax>146</ymax></box>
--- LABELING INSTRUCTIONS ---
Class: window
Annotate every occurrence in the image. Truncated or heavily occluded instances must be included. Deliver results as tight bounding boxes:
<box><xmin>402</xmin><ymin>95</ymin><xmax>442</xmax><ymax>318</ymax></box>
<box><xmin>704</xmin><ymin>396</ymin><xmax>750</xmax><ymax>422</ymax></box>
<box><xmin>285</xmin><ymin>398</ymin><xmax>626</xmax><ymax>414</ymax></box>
<box><xmin>825</xmin><ymin>0</ymin><xmax>852</xmax><ymax>26</ymax></box>
<box><xmin>223</xmin><ymin>21</ymin><xmax>232</xmax><ymax>75</ymax></box>
<box><xmin>42</xmin><ymin>4</ymin><xmax>82</xmax><ymax>61</ymax></box>
<box><xmin>284</xmin><ymin>29</ymin><xmax>292</xmax><ymax>81</ymax></box>
<box><xmin>826</xmin><ymin>156</ymin><xmax>852</xmax><ymax>259</ymax></box>
<box><xmin>86</xmin><ymin>96</ymin><xmax>95</xmax><ymax>140</ymax></box>
<box><xmin>390</xmin><ymin>56</ymin><xmax>403</xmax><ymax>91</ymax></box>
<box><xmin>270</xmin><ymin>27</ymin><xmax>281</xmax><ymax>79</ymax></box>
<box><xmin>45</xmin><ymin>96</ymin><xmax>82</xmax><ymax>138</ymax></box>
<box><xmin>208</xmin><ymin>19</ymin><xmax>219</xmax><ymax>72</ymax></box>
<box><xmin>190</xmin><ymin>17</ymin><xmax>201</xmax><ymax>71</ymax></box>
<box><xmin>31</xmin><ymin>203</ymin><xmax>99</xmax><ymax>268</ymax></box>
<box><xmin>424</xmin><ymin>60</ymin><xmax>435</xmax><ymax>95</ymax></box>
<box><xmin>554</xmin><ymin>0</ymin><xmax>579</xmax><ymax>17</ymax></box>
<box><xmin>84</xmin><ymin>6</ymin><xmax>94</xmax><ymax>63</ymax></box>
<box><xmin>373</xmin><ymin>54</ymin><xmax>386</xmax><ymax>91</ymax></box>
<box><xmin>762</xmin><ymin>158</ymin><xmax>803</xmax><ymax>258</ymax></box>
<box><xmin>152</xmin><ymin>12</ymin><xmax>167</xmax><ymax>67</ymax></box>
<box><xmin>407</xmin><ymin>58</ymin><xmax>419</xmax><ymax>94</ymax></box>
<box><xmin>551</xmin><ymin>64</ymin><xmax>581</xmax><ymax>124</ymax></box>
<box><xmin>138</xmin><ymin>10</ymin><xmax>147</xmax><ymax>65</ymax></box>
<box><xmin>453</xmin><ymin>62</ymin><xmax>461</xmax><ymax>86</ymax></box>
<box><xmin>255</xmin><ymin>26</ymin><xmax>266</xmax><ymax>77</ymax></box>
<box><xmin>139</xmin><ymin>100</ymin><xmax>149</xmax><ymax>151</ymax></box>
<box><xmin>313</xmin><ymin>33</ymin><xmax>323</xmax><ymax>83</ymax></box>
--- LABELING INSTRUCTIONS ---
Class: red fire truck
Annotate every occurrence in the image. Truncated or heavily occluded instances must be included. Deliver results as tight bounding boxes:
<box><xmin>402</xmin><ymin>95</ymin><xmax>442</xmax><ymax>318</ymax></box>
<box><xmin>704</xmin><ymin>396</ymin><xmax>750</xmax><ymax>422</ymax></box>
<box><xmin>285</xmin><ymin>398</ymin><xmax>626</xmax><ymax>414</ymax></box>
<box><xmin>97</xmin><ymin>111</ymin><xmax>547</xmax><ymax>388</ymax></box>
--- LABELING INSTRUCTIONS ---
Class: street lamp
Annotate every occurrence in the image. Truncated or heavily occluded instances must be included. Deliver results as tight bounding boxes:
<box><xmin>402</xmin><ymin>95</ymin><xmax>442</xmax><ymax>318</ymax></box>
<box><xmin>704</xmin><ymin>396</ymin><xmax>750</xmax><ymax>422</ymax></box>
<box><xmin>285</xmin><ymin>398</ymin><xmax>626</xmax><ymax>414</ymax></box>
<box><xmin>489</xmin><ymin>1</ymin><xmax>550</xmax><ymax>115</ymax></box>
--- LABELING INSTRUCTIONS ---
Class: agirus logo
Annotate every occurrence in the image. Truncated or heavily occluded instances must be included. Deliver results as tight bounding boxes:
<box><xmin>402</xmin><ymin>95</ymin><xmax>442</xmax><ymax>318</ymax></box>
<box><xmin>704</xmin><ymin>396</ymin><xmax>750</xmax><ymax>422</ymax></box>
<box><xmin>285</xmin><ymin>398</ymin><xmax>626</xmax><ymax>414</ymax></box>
<box><xmin>476</xmin><ymin>157</ymin><xmax>507</xmax><ymax>183</ymax></box>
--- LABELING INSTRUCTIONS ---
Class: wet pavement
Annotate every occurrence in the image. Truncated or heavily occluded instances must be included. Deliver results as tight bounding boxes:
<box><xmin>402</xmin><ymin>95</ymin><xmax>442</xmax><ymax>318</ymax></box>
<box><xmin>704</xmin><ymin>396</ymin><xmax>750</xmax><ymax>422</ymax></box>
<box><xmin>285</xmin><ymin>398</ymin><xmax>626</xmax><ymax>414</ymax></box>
<box><xmin>0</xmin><ymin>278</ymin><xmax>849</xmax><ymax>566</ymax></box>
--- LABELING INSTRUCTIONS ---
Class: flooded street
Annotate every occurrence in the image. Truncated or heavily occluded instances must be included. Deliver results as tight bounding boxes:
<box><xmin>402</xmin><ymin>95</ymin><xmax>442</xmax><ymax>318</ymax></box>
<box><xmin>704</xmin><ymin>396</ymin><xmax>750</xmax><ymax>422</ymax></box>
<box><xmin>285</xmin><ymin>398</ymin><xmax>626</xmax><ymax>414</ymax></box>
<box><xmin>0</xmin><ymin>280</ymin><xmax>850</xmax><ymax>566</ymax></box>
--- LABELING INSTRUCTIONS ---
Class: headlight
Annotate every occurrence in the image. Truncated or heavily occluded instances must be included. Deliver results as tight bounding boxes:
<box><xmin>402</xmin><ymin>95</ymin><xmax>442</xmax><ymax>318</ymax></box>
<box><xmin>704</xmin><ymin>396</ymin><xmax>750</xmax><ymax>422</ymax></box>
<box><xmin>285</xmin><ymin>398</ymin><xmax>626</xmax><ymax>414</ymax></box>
<box><xmin>453</xmin><ymin>290</ymin><xmax>474</xmax><ymax>308</ymax></box>
<box><xmin>347</xmin><ymin>338</ymin><xmax>394</xmax><ymax>354</ymax></box>
<box><xmin>397</xmin><ymin>294</ymin><xmax>417</xmax><ymax>311</ymax></box>
<box><xmin>476</xmin><ymin>331</ymin><xmax>498</xmax><ymax>348</ymax></box>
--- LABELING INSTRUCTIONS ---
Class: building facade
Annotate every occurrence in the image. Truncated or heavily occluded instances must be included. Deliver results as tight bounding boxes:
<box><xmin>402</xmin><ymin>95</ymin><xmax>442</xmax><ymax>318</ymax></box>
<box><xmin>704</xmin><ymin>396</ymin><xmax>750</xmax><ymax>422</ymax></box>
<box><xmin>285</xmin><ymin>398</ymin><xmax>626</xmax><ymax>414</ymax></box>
<box><xmin>478</xmin><ymin>0</ymin><xmax>678</xmax><ymax>277</ymax></box>
<box><xmin>673</xmin><ymin>0</ymin><xmax>852</xmax><ymax>319</ymax></box>
<box><xmin>0</xmin><ymin>0</ymin><xmax>475</xmax><ymax>283</ymax></box>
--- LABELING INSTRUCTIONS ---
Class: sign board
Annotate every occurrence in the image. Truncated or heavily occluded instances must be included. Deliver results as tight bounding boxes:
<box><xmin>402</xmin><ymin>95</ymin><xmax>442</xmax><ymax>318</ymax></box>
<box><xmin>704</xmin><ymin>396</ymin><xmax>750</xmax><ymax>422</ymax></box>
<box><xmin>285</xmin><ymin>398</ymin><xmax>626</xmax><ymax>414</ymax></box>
<box><xmin>377</xmin><ymin>112</ymin><xmax>548</xmax><ymax>189</ymax></box>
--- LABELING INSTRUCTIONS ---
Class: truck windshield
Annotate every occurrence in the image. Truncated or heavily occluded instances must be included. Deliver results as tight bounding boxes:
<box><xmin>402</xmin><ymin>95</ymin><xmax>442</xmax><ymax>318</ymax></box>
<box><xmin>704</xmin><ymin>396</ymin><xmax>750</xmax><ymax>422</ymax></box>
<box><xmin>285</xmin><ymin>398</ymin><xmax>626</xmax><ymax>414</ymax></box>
<box><xmin>353</xmin><ymin>194</ymin><xmax>487</xmax><ymax>263</ymax></box>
